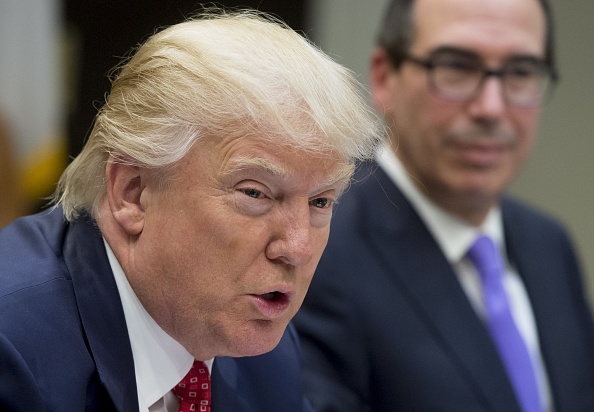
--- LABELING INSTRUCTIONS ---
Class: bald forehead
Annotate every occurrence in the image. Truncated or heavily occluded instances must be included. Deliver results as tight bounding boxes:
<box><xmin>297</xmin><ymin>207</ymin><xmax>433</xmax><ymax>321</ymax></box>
<box><xmin>411</xmin><ymin>0</ymin><xmax>547</xmax><ymax>56</ymax></box>
<box><xmin>412</xmin><ymin>0</ymin><xmax>546</xmax><ymax>30</ymax></box>
<box><xmin>413</xmin><ymin>0</ymin><xmax>545</xmax><ymax>19</ymax></box>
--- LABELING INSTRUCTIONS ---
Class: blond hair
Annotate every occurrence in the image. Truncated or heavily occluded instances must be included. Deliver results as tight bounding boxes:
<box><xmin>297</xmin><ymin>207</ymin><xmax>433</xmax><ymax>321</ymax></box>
<box><xmin>54</xmin><ymin>9</ymin><xmax>384</xmax><ymax>220</ymax></box>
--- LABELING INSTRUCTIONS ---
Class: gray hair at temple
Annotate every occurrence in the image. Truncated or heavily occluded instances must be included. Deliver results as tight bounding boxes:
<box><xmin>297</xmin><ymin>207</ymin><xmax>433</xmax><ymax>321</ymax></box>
<box><xmin>54</xmin><ymin>9</ymin><xmax>384</xmax><ymax>221</ymax></box>
<box><xmin>376</xmin><ymin>0</ymin><xmax>557</xmax><ymax>74</ymax></box>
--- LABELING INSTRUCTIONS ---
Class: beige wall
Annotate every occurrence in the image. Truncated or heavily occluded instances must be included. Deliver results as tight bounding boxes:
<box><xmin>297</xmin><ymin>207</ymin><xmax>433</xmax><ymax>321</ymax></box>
<box><xmin>307</xmin><ymin>0</ymin><xmax>594</xmax><ymax>306</ymax></box>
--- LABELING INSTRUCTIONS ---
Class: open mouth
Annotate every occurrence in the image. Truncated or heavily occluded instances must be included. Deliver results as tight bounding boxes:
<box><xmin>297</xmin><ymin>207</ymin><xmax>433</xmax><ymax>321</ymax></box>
<box><xmin>251</xmin><ymin>291</ymin><xmax>292</xmax><ymax>319</ymax></box>
<box><xmin>260</xmin><ymin>291</ymin><xmax>285</xmax><ymax>302</ymax></box>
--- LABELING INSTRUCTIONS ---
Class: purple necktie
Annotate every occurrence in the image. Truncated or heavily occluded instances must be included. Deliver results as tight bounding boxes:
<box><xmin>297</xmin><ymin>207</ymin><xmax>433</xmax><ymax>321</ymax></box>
<box><xmin>467</xmin><ymin>235</ymin><xmax>542</xmax><ymax>412</ymax></box>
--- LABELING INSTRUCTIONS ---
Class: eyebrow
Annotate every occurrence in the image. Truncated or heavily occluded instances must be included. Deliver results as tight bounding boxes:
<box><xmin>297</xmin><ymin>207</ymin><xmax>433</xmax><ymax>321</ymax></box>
<box><xmin>428</xmin><ymin>46</ymin><xmax>545</xmax><ymax>63</ymax></box>
<box><xmin>428</xmin><ymin>46</ymin><xmax>480</xmax><ymax>59</ymax></box>
<box><xmin>224</xmin><ymin>156</ymin><xmax>291</xmax><ymax>178</ymax></box>
<box><xmin>223</xmin><ymin>155</ymin><xmax>354</xmax><ymax>189</ymax></box>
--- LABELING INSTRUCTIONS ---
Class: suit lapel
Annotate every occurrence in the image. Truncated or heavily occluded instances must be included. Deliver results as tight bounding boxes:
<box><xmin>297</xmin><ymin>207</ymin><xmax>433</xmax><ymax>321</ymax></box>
<box><xmin>358</xmin><ymin>165</ymin><xmax>520</xmax><ymax>411</ymax></box>
<box><xmin>502</xmin><ymin>200</ymin><xmax>592</xmax><ymax>410</ymax></box>
<box><xmin>211</xmin><ymin>357</ymin><xmax>253</xmax><ymax>411</ymax></box>
<box><xmin>62</xmin><ymin>216</ymin><xmax>139</xmax><ymax>412</ymax></box>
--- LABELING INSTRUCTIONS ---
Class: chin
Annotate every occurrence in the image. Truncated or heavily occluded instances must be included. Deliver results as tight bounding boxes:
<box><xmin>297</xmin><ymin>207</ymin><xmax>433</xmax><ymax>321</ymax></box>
<box><xmin>227</xmin><ymin>320</ymin><xmax>286</xmax><ymax>357</ymax></box>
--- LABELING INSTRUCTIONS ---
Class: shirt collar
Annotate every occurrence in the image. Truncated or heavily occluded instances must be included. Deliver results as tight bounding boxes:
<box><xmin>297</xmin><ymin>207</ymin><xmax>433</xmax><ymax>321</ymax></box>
<box><xmin>376</xmin><ymin>144</ymin><xmax>505</xmax><ymax>262</ymax></box>
<box><xmin>103</xmin><ymin>239</ymin><xmax>213</xmax><ymax>409</ymax></box>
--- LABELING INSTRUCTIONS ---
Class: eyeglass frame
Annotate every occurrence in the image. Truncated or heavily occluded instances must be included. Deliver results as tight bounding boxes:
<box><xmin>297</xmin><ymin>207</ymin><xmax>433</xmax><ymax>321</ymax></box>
<box><xmin>395</xmin><ymin>48</ymin><xmax>559</xmax><ymax>108</ymax></box>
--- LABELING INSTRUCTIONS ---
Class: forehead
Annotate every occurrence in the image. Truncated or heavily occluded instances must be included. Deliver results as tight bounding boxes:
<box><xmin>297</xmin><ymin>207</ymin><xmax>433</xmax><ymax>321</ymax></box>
<box><xmin>412</xmin><ymin>0</ymin><xmax>546</xmax><ymax>60</ymax></box>
<box><xmin>189</xmin><ymin>131</ymin><xmax>352</xmax><ymax>189</ymax></box>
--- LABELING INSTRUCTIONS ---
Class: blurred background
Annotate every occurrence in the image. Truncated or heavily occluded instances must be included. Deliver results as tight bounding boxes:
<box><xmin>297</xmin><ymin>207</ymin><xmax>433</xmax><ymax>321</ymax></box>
<box><xmin>1</xmin><ymin>0</ymin><xmax>592</xmax><ymax>305</ymax></box>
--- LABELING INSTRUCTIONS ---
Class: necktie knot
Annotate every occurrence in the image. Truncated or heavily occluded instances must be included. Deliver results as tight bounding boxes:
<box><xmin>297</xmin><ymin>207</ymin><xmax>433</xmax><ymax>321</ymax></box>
<box><xmin>173</xmin><ymin>360</ymin><xmax>211</xmax><ymax>412</ymax></box>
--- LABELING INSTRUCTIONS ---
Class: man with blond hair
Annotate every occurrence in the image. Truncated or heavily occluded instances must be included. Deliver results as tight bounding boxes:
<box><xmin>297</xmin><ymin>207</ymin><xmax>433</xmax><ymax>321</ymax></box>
<box><xmin>0</xmin><ymin>10</ymin><xmax>382</xmax><ymax>411</ymax></box>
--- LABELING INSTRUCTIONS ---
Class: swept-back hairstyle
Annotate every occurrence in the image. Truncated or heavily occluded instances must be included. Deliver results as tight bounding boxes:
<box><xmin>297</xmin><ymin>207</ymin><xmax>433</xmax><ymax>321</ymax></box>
<box><xmin>54</xmin><ymin>9</ymin><xmax>384</xmax><ymax>220</ymax></box>
<box><xmin>376</xmin><ymin>0</ymin><xmax>557</xmax><ymax>73</ymax></box>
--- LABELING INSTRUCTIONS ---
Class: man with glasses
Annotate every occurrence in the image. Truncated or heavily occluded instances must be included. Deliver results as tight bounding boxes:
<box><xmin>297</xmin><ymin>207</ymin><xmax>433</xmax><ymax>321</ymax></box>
<box><xmin>294</xmin><ymin>0</ymin><xmax>594</xmax><ymax>410</ymax></box>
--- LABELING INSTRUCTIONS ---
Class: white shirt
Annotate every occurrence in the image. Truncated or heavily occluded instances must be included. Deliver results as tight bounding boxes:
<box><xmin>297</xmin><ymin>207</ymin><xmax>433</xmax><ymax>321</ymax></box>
<box><xmin>103</xmin><ymin>239</ymin><xmax>214</xmax><ymax>412</ymax></box>
<box><xmin>376</xmin><ymin>145</ymin><xmax>553</xmax><ymax>411</ymax></box>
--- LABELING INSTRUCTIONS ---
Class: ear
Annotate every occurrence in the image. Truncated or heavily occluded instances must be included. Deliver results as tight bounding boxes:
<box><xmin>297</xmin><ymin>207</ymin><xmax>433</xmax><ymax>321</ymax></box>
<box><xmin>105</xmin><ymin>158</ymin><xmax>146</xmax><ymax>236</ymax></box>
<box><xmin>369</xmin><ymin>47</ymin><xmax>397</xmax><ymax>115</ymax></box>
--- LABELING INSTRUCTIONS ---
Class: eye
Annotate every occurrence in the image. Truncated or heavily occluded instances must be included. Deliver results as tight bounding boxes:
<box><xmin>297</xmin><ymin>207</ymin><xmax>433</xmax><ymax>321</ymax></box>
<box><xmin>241</xmin><ymin>188</ymin><xmax>263</xmax><ymax>199</ymax></box>
<box><xmin>432</xmin><ymin>53</ymin><xmax>481</xmax><ymax>73</ymax></box>
<box><xmin>505</xmin><ymin>62</ymin><xmax>541</xmax><ymax>78</ymax></box>
<box><xmin>443</xmin><ymin>60</ymin><xmax>477</xmax><ymax>72</ymax></box>
<box><xmin>233</xmin><ymin>184</ymin><xmax>273</xmax><ymax>216</ymax></box>
<box><xmin>310</xmin><ymin>197</ymin><xmax>331</xmax><ymax>209</ymax></box>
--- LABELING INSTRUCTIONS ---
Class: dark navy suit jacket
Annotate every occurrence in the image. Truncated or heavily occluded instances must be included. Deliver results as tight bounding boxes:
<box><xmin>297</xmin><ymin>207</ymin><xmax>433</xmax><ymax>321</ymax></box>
<box><xmin>0</xmin><ymin>208</ymin><xmax>313</xmax><ymax>411</ymax></box>
<box><xmin>294</xmin><ymin>162</ymin><xmax>594</xmax><ymax>411</ymax></box>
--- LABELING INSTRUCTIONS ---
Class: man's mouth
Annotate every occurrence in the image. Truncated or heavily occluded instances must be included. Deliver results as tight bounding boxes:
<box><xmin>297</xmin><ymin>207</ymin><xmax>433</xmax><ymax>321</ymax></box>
<box><xmin>251</xmin><ymin>291</ymin><xmax>292</xmax><ymax>319</ymax></box>
<box><xmin>260</xmin><ymin>291</ymin><xmax>285</xmax><ymax>302</ymax></box>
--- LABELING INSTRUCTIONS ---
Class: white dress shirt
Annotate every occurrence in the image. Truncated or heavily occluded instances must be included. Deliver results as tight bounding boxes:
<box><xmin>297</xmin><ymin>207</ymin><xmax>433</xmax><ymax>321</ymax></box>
<box><xmin>103</xmin><ymin>239</ymin><xmax>213</xmax><ymax>412</ymax></box>
<box><xmin>376</xmin><ymin>145</ymin><xmax>553</xmax><ymax>411</ymax></box>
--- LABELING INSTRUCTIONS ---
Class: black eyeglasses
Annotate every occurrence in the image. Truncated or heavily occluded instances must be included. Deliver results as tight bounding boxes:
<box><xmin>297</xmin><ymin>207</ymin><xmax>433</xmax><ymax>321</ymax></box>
<box><xmin>401</xmin><ymin>51</ymin><xmax>557</xmax><ymax>107</ymax></box>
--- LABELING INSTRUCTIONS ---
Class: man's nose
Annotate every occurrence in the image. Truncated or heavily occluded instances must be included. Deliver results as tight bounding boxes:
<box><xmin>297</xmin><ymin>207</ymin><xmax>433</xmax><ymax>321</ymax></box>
<box><xmin>467</xmin><ymin>76</ymin><xmax>507</xmax><ymax>121</ymax></box>
<box><xmin>266</xmin><ymin>207</ymin><xmax>314</xmax><ymax>267</ymax></box>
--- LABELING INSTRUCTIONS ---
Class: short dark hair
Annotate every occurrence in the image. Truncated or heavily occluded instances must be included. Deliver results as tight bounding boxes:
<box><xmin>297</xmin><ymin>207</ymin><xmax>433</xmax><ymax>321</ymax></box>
<box><xmin>376</xmin><ymin>0</ymin><xmax>556</xmax><ymax>74</ymax></box>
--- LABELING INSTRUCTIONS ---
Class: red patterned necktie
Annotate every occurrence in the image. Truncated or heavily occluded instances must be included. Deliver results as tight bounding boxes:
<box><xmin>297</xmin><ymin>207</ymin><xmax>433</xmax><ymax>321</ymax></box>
<box><xmin>173</xmin><ymin>360</ymin><xmax>211</xmax><ymax>412</ymax></box>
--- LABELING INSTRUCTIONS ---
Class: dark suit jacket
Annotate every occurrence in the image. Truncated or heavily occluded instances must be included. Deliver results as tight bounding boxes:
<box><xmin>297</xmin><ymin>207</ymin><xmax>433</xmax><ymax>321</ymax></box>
<box><xmin>0</xmin><ymin>208</ymin><xmax>313</xmax><ymax>412</ymax></box>
<box><xmin>294</xmin><ymin>162</ymin><xmax>594</xmax><ymax>412</ymax></box>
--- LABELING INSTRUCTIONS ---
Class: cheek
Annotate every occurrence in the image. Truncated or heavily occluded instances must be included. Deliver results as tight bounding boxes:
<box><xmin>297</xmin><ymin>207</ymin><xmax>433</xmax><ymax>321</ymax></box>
<box><xmin>314</xmin><ymin>223</ymin><xmax>331</xmax><ymax>253</ymax></box>
<box><xmin>304</xmin><ymin>228</ymin><xmax>331</xmax><ymax>281</ymax></box>
<box><xmin>396</xmin><ymin>103</ymin><xmax>455</xmax><ymax>170</ymax></box>
<box><xmin>393</xmin><ymin>82</ymin><xmax>452</xmax><ymax>141</ymax></box>
<box><xmin>517</xmin><ymin>110</ymin><xmax>540</xmax><ymax>143</ymax></box>
<box><xmin>149</xmin><ymin>206</ymin><xmax>240</xmax><ymax>284</ymax></box>
<box><xmin>508</xmin><ymin>135</ymin><xmax>535</xmax><ymax>177</ymax></box>
<box><xmin>510</xmin><ymin>109</ymin><xmax>540</xmax><ymax>160</ymax></box>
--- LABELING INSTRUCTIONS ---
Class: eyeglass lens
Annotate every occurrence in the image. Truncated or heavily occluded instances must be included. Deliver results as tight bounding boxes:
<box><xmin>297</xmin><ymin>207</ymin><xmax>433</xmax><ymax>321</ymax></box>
<box><xmin>425</xmin><ymin>49</ymin><xmax>552</xmax><ymax>107</ymax></box>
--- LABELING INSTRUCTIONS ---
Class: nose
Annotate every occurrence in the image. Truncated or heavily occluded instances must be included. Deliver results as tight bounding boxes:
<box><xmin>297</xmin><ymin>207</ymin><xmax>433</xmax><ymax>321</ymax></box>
<box><xmin>265</xmin><ymin>207</ymin><xmax>314</xmax><ymax>267</ymax></box>
<box><xmin>467</xmin><ymin>76</ymin><xmax>506</xmax><ymax>121</ymax></box>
